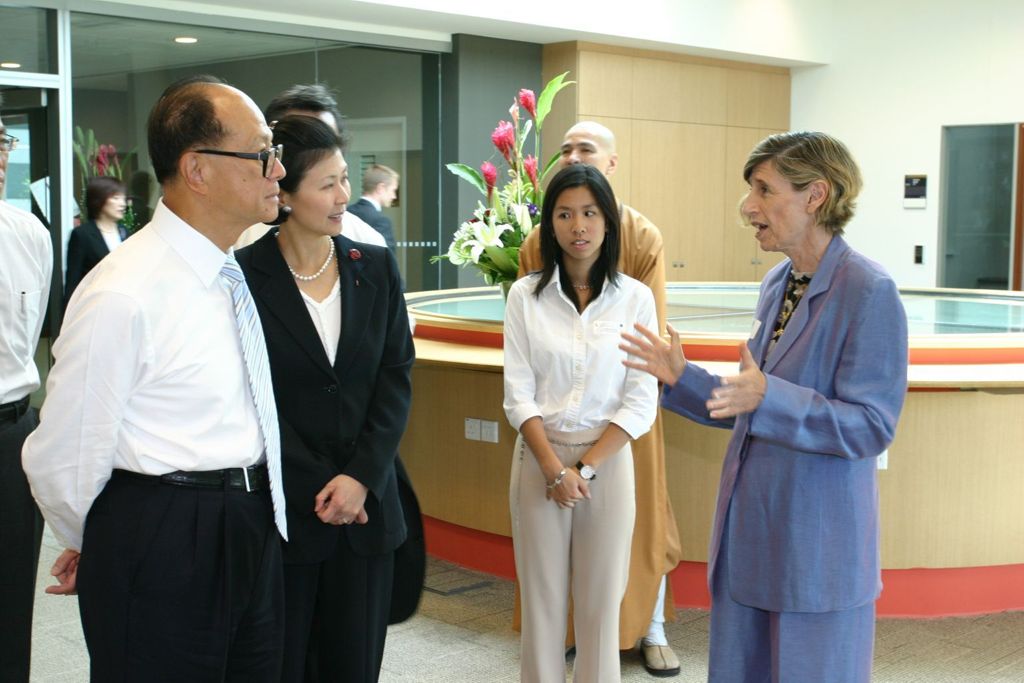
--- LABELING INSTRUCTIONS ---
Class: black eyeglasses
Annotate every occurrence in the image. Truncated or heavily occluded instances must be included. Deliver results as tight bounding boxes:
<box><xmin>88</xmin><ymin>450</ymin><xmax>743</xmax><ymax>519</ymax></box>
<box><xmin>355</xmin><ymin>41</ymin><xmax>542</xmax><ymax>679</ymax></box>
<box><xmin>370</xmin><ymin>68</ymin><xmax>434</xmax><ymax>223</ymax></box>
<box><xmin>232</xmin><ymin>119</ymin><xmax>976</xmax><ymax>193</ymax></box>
<box><xmin>194</xmin><ymin>144</ymin><xmax>283</xmax><ymax>178</ymax></box>
<box><xmin>0</xmin><ymin>134</ymin><xmax>18</xmax><ymax>153</ymax></box>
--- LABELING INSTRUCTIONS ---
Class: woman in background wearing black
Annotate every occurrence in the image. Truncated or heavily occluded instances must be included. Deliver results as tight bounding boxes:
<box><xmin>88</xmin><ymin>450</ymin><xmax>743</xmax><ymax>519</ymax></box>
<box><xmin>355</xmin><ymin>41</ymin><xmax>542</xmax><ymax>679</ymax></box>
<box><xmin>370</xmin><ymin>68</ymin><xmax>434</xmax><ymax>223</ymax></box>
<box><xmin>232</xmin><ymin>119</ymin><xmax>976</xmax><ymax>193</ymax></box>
<box><xmin>65</xmin><ymin>176</ymin><xmax>128</xmax><ymax>306</ymax></box>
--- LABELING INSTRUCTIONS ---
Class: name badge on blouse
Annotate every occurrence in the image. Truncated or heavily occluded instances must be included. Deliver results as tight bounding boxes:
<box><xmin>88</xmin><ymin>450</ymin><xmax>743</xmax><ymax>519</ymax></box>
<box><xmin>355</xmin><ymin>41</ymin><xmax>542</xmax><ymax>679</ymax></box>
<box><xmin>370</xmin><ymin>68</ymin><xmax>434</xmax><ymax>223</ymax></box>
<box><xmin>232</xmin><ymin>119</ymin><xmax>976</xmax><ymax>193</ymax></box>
<box><xmin>593</xmin><ymin>320</ymin><xmax>623</xmax><ymax>336</ymax></box>
<box><xmin>749</xmin><ymin>319</ymin><xmax>762</xmax><ymax>340</ymax></box>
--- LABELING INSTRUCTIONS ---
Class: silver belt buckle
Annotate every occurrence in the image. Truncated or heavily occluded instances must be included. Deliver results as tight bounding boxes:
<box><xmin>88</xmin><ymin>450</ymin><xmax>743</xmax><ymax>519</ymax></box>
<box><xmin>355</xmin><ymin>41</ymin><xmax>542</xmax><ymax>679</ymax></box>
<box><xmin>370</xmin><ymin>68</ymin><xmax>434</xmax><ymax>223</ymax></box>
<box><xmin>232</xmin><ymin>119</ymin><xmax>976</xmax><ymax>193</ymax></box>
<box><xmin>242</xmin><ymin>466</ymin><xmax>252</xmax><ymax>492</ymax></box>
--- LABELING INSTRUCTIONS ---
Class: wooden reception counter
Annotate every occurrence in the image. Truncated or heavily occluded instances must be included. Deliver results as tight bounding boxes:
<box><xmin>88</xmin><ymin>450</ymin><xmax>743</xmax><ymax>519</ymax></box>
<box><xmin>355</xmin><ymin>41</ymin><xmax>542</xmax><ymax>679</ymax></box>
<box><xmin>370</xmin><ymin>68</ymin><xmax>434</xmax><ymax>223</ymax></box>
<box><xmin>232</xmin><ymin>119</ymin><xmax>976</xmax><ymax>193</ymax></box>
<box><xmin>399</xmin><ymin>285</ymin><xmax>1024</xmax><ymax>616</ymax></box>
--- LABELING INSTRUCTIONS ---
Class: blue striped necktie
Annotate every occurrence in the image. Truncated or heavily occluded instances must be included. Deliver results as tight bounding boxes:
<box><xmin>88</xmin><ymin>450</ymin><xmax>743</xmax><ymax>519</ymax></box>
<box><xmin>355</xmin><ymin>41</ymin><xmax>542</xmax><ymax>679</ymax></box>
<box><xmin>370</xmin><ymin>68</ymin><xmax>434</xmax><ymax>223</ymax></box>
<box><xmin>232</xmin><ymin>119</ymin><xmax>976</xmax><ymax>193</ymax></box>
<box><xmin>220</xmin><ymin>254</ymin><xmax>288</xmax><ymax>540</ymax></box>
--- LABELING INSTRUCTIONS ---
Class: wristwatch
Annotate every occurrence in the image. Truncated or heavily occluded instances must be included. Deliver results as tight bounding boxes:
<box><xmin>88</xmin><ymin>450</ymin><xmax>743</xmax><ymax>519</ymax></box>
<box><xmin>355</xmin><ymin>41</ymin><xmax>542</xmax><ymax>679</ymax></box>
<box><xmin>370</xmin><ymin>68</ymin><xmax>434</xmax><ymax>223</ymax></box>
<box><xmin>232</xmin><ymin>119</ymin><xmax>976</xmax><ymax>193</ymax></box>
<box><xmin>575</xmin><ymin>461</ymin><xmax>597</xmax><ymax>481</ymax></box>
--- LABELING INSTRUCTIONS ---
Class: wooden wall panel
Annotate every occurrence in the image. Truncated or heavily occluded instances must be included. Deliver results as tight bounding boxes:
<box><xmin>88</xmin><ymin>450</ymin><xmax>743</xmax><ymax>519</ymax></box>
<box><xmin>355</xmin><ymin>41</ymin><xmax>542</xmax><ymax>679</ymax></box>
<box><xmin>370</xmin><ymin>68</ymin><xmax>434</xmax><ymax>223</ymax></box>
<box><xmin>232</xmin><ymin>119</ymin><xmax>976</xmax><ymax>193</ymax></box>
<box><xmin>400</xmin><ymin>365</ymin><xmax>516</xmax><ymax>536</ymax></box>
<box><xmin>881</xmin><ymin>390</ymin><xmax>1024</xmax><ymax>568</ymax></box>
<box><xmin>727</xmin><ymin>69</ymin><xmax>791</xmax><ymax>129</ymax></box>
<box><xmin>542</xmin><ymin>42</ymin><xmax>791</xmax><ymax>283</ymax></box>
<box><xmin>662</xmin><ymin>410</ymin><xmax>731</xmax><ymax>561</ymax></box>
<box><xmin>721</xmin><ymin>127</ymin><xmax>766</xmax><ymax>281</ymax></box>
<box><xmin>578</xmin><ymin>50</ymin><xmax>633</xmax><ymax>118</ymax></box>
<box><xmin>540</xmin><ymin>43</ymin><xmax>579</xmax><ymax>169</ymax></box>
<box><xmin>658</xmin><ymin>387</ymin><xmax>1024</xmax><ymax>567</ymax></box>
<box><xmin>760</xmin><ymin>73</ymin><xmax>791</xmax><ymax>131</ymax></box>
<box><xmin>631</xmin><ymin>58</ymin><xmax>728</xmax><ymax>125</ymax></box>
<box><xmin>402</xmin><ymin>341</ymin><xmax>1024</xmax><ymax>569</ymax></box>
<box><xmin>633</xmin><ymin>121</ymin><xmax>726</xmax><ymax>282</ymax></box>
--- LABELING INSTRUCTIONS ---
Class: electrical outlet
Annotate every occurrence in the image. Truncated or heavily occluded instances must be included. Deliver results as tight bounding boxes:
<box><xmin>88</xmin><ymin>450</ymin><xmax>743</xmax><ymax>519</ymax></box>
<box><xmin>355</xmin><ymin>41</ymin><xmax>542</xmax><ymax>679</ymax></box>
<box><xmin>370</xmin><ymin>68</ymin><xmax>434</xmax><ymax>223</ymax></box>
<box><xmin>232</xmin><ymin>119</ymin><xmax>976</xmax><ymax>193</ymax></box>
<box><xmin>481</xmin><ymin>420</ymin><xmax>499</xmax><ymax>443</ymax></box>
<box><xmin>464</xmin><ymin>418</ymin><xmax>481</xmax><ymax>441</ymax></box>
<box><xmin>914</xmin><ymin>245</ymin><xmax>923</xmax><ymax>264</ymax></box>
<box><xmin>877</xmin><ymin>449</ymin><xmax>888</xmax><ymax>470</ymax></box>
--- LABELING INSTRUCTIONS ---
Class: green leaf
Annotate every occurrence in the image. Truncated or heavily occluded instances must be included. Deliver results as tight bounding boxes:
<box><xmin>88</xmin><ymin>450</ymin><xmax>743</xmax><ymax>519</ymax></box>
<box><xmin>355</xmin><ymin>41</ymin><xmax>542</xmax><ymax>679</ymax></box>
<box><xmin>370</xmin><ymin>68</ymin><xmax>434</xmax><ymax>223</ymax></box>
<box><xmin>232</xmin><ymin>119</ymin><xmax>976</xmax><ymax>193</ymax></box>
<box><xmin>446</xmin><ymin>163</ymin><xmax>487</xmax><ymax>196</ymax></box>
<box><xmin>539</xmin><ymin>150</ymin><xmax>562</xmax><ymax>183</ymax></box>
<box><xmin>535</xmin><ymin>71</ymin><xmax>575</xmax><ymax>131</ymax></box>
<box><xmin>483</xmin><ymin>244</ymin><xmax>516</xmax><ymax>277</ymax></box>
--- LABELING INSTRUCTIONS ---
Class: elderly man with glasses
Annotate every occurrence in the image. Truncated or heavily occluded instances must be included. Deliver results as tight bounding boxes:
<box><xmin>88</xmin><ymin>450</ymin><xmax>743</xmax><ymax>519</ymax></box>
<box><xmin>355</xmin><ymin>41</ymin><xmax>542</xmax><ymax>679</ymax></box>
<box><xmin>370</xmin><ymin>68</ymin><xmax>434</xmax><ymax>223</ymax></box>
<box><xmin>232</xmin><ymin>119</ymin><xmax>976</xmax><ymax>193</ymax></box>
<box><xmin>0</xmin><ymin>92</ymin><xmax>52</xmax><ymax>683</ymax></box>
<box><xmin>23</xmin><ymin>75</ymin><xmax>290</xmax><ymax>682</ymax></box>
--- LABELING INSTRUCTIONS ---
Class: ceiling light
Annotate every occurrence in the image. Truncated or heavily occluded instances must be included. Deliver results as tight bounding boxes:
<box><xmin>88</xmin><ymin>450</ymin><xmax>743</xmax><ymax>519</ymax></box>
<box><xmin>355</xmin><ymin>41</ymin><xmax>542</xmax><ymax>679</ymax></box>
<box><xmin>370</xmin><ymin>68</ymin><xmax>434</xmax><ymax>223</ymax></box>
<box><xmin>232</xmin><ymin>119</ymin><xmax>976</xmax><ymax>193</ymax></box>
<box><xmin>174</xmin><ymin>36</ymin><xmax>198</xmax><ymax>44</ymax></box>
<box><xmin>1</xmin><ymin>62</ymin><xmax>22</xmax><ymax>69</ymax></box>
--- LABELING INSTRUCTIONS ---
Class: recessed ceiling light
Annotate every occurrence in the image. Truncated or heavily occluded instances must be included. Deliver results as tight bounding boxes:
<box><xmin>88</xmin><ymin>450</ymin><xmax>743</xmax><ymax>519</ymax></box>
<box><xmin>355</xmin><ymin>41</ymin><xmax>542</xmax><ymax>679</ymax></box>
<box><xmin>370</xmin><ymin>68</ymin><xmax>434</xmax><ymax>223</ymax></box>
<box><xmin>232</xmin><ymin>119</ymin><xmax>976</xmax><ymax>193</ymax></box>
<box><xmin>1</xmin><ymin>62</ymin><xmax>22</xmax><ymax>69</ymax></box>
<box><xmin>174</xmin><ymin>36</ymin><xmax>198</xmax><ymax>44</ymax></box>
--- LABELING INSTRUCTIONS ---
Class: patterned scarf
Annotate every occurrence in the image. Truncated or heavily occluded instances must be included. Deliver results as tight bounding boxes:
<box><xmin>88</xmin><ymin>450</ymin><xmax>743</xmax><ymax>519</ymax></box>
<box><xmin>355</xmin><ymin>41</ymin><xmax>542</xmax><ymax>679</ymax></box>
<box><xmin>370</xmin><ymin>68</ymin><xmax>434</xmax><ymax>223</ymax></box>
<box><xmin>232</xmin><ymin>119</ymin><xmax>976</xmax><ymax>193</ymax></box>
<box><xmin>768</xmin><ymin>270</ymin><xmax>813</xmax><ymax>354</ymax></box>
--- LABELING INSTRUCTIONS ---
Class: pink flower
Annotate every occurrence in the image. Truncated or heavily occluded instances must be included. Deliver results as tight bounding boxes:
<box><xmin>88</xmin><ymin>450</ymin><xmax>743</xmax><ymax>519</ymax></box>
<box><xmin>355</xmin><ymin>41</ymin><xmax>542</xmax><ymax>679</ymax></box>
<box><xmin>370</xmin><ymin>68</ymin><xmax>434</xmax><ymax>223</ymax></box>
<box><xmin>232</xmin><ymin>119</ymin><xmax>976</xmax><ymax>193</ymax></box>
<box><xmin>523</xmin><ymin>155</ymin><xmax>539</xmax><ymax>191</ymax></box>
<box><xmin>518</xmin><ymin>89</ymin><xmax>537</xmax><ymax>119</ymax></box>
<box><xmin>491</xmin><ymin>121</ymin><xmax>515</xmax><ymax>163</ymax></box>
<box><xmin>481</xmin><ymin>161</ymin><xmax>498</xmax><ymax>198</ymax></box>
<box><xmin>348</xmin><ymin>248</ymin><xmax>362</xmax><ymax>261</ymax></box>
<box><xmin>94</xmin><ymin>144</ymin><xmax>117</xmax><ymax>176</ymax></box>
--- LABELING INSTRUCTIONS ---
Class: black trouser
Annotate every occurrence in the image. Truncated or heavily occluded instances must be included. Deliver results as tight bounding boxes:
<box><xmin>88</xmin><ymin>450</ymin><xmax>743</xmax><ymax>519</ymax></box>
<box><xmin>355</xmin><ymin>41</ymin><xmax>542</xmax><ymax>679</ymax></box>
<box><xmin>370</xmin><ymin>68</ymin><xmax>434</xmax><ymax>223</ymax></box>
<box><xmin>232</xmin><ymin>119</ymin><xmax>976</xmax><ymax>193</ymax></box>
<box><xmin>0</xmin><ymin>406</ymin><xmax>43</xmax><ymax>683</ymax></box>
<box><xmin>77</xmin><ymin>469</ymin><xmax>285</xmax><ymax>682</ymax></box>
<box><xmin>282</xmin><ymin>540</ymin><xmax>395</xmax><ymax>683</ymax></box>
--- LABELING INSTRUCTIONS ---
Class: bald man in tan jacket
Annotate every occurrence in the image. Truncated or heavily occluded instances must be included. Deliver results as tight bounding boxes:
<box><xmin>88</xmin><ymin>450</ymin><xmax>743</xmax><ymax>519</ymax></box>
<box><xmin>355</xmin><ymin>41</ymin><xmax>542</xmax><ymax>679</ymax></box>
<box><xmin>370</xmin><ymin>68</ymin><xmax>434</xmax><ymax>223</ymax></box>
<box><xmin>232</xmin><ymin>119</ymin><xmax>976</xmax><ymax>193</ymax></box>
<box><xmin>516</xmin><ymin>121</ymin><xmax>683</xmax><ymax>678</ymax></box>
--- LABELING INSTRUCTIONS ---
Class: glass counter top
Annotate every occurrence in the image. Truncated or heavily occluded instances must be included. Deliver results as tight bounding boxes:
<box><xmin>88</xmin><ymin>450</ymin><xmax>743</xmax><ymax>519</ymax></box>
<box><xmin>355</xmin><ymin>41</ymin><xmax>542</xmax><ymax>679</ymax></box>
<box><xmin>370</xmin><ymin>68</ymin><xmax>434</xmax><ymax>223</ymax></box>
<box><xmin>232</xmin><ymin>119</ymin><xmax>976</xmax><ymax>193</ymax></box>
<box><xmin>407</xmin><ymin>284</ymin><xmax>1024</xmax><ymax>337</ymax></box>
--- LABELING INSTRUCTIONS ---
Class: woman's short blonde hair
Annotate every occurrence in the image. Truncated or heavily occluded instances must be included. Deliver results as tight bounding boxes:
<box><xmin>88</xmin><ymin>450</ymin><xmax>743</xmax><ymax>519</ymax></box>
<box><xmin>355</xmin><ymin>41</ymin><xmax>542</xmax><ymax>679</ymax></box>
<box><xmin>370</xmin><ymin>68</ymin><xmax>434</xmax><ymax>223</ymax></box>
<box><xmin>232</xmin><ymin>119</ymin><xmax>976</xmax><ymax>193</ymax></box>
<box><xmin>743</xmin><ymin>131</ymin><xmax>862</xmax><ymax>235</ymax></box>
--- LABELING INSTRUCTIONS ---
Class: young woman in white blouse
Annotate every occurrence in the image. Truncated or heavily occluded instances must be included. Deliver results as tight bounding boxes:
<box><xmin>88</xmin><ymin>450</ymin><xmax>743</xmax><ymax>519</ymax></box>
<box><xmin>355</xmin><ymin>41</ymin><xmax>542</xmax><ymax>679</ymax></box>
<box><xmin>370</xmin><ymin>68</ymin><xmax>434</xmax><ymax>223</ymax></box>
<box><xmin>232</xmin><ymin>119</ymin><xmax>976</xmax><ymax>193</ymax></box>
<box><xmin>504</xmin><ymin>164</ymin><xmax>659</xmax><ymax>682</ymax></box>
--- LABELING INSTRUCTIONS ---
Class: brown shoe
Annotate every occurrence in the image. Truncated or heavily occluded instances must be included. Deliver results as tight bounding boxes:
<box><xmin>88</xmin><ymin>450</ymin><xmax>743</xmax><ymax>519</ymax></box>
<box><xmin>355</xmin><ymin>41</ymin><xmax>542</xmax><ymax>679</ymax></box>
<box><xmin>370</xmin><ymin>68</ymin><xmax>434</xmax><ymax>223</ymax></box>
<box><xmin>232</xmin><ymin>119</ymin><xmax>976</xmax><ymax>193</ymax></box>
<box><xmin>642</xmin><ymin>643</ymin><xmax>680</xmax><ymax>678</ymax></box>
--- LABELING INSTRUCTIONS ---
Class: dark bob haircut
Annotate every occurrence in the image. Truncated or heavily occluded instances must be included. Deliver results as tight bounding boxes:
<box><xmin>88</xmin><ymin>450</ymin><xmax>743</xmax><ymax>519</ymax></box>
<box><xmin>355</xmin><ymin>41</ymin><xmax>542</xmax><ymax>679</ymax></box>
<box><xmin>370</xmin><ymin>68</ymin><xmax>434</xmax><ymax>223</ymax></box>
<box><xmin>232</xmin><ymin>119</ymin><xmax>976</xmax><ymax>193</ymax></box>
<box><xmin>85</xmin><ymin>176</ymin><xmax>126</xmax><ymax>221</ymax></box>
<box><xmin>534</xmin><ymin>164</ymin><xmax>620</xmax><ymax>304</ymax></box>
<box><xmin>147</xmin><ymin>74</ymin><xmax>227</xmax><ymax>184</ymax></box>
<box><xmin>266</xmin><ymin>115</ymin><xmax>344</xmax><ymax>226</ymax></box>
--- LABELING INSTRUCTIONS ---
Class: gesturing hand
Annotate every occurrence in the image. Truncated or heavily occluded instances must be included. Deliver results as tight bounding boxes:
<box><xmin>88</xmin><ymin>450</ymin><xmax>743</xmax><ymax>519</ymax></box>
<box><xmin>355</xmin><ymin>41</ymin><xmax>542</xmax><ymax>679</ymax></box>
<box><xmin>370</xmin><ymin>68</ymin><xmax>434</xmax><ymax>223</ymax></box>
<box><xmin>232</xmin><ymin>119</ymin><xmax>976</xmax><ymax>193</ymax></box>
<box><xmin>620</xmin><ymin>322</ymin><xmax>687</xmax><ymax>386</ymax></box>
<box><xmin>706</xmin><ymin>343</ymin><xmax>765</xmax><ymax>419</ymax></box>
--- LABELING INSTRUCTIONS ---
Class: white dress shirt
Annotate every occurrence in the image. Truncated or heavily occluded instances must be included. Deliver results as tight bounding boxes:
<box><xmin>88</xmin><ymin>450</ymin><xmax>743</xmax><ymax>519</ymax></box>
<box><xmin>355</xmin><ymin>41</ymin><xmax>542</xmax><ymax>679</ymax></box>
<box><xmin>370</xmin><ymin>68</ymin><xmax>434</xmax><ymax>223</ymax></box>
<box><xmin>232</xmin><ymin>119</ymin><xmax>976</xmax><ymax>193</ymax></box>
<box><xmin>233</xmin><ymin>212</ymin><xmax>386</xmax><ymax>250</ymax></box>
<box><xmin>22</xmin><ymin>200</ymin><xmax>265</xmax><ymax>550</ymax></box>
<box><xmin>503</xmin><ymin>268</ymin><xmax>658</xmax><ymax>440</ymax></box>
<box><xmin>0</xmin><ymin>201</ymin><xmax>52</xmax><ymax>404</ymax></box>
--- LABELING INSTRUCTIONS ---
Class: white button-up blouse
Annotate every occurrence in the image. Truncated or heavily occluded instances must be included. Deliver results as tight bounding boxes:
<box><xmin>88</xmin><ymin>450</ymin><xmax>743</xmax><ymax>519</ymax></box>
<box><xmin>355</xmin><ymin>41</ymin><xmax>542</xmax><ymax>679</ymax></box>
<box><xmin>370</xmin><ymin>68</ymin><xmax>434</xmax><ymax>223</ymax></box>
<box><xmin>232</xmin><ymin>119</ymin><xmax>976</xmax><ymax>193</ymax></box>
<box><xmin>503</xmin><ymin>267</ymin><xmax>658</xmax><ymax>440</ymax></box>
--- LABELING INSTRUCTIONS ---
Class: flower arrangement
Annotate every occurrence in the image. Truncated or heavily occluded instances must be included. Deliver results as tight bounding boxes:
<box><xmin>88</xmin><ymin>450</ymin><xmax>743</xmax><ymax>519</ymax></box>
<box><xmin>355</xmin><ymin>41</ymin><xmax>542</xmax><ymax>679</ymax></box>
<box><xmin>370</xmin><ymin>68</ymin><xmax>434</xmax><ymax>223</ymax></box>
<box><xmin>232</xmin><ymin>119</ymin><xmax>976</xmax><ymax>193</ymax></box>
<box><xmin>435</xmin><ymin>72</ymin><xmax>574</xmax><ymax>288</ymax></box>
<box><xmin>73</xmin><ymin>126</ymin><xmax>137</xmax><ymax>231</ymax></box>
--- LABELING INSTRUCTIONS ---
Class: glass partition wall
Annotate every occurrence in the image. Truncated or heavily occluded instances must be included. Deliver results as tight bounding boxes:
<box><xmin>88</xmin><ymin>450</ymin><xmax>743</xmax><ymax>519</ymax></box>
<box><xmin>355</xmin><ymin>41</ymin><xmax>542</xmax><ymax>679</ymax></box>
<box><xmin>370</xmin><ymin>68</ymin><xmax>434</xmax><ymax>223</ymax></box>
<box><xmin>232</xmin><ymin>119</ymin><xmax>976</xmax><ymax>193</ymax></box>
<box><xmin>2</xmin><ymin>7</ymin><xmax>441</xmax><ymax>299</ymax></box>
<box><xmin>69</xmin><ymin>12</ymin><xmax>441</xmax><ymax>291</ymax></box>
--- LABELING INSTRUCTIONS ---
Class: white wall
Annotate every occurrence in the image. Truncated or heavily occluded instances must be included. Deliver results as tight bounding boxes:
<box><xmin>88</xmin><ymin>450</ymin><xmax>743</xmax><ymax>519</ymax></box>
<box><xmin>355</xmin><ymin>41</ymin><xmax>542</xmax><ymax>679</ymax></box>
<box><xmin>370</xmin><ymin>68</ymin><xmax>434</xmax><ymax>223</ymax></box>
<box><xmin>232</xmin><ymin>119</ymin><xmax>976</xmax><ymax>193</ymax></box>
<box><xmin>359</xmin><ymin>0</ymin><xmax>833</xmax><ymax>65</ymax></box>
<box><xmin>790</xmin><ymin>0</ymin><xmax>1024</xmax><ymax>286</ymax></box>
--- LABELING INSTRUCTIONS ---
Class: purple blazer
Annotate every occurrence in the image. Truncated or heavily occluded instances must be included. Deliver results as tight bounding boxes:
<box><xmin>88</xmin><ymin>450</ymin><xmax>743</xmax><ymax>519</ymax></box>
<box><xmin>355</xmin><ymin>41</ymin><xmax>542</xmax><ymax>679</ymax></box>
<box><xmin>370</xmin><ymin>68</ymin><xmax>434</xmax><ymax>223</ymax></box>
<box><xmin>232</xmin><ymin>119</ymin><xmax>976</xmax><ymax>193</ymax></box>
<box><xmin>663</xmin><ymin>236</ymin><xmax>908</xmax><ymax>613</ymax></box>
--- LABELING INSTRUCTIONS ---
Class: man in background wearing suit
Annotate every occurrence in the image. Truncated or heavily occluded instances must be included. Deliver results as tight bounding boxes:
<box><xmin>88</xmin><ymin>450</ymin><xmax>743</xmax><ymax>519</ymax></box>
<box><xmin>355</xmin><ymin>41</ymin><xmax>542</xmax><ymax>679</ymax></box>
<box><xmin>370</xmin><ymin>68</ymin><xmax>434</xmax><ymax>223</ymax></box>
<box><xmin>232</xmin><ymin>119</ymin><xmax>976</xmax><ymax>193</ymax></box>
<box><xmin>0</xmin><ymin>91</ymin><xmax>53</xmax><ymax>683</ymax></box>
<box><xmin>348</xmin><ymin>164</ymin><xmax>399</xmax><ymax>252</ymax></box>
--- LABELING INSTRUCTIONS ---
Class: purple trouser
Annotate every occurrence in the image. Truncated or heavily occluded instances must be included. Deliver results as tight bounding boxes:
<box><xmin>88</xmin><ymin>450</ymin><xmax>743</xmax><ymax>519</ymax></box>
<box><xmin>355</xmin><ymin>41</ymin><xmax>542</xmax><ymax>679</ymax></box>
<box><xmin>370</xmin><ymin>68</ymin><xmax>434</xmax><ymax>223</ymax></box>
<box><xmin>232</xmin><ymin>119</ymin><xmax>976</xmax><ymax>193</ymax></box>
<box><xmin>708</xmin><ymin>514</ymin><xmax>875</xmax><ymax>683</ymax></box>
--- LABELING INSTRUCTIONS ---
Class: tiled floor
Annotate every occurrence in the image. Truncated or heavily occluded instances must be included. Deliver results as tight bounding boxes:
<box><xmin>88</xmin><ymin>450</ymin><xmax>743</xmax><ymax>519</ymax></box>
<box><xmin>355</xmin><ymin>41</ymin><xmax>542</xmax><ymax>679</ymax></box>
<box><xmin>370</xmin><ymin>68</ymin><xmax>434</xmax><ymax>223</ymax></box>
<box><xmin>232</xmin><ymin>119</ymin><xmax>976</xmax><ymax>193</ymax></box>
<box><xmin>29</xmin><ymin>528</ymin><xmax>1024</xmax><ymax>682</ymax></box>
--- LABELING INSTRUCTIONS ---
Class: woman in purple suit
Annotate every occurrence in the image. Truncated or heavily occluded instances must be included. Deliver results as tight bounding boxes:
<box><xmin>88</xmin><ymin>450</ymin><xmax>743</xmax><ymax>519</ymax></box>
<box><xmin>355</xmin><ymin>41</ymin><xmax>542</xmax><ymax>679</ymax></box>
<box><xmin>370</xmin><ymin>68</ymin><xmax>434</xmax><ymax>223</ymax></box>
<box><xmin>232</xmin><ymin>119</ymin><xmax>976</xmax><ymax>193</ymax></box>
<box><xmin>621</xmin><ymin>132</ymin><xmax>908</xmax><ymax>683</ymax></box>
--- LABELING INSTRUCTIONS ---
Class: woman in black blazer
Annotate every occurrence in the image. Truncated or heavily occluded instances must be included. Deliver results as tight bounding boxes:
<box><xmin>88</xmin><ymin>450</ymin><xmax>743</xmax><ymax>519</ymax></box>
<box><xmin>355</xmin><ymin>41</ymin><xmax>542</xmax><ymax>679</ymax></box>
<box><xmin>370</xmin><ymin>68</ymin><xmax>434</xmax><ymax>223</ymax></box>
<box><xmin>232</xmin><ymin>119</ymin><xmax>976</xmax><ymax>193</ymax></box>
<box><xmin>65</xmin><ymin>176</ymin><xmax>128</xmax><ymax>306</ymax></box>
<box><xmin>235</xmin><ymin>116</ymin><xmax>414</xmax><ymax>683</ymax></box>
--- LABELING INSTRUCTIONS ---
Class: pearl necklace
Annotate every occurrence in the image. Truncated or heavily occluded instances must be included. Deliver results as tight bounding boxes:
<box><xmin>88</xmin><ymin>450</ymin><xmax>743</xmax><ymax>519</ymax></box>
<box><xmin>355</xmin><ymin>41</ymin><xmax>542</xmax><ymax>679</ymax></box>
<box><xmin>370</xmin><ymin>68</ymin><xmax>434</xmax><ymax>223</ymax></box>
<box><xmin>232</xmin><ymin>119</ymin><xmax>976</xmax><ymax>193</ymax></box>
<box><xmin>572</xmin><ymin>283</ymin><xmax>591</xmax><ymax>290</ymax></box>
<box><xmin>282</xmin><ymin>235</ymin><xmax>336</xmax><ymax>281</ymax></box>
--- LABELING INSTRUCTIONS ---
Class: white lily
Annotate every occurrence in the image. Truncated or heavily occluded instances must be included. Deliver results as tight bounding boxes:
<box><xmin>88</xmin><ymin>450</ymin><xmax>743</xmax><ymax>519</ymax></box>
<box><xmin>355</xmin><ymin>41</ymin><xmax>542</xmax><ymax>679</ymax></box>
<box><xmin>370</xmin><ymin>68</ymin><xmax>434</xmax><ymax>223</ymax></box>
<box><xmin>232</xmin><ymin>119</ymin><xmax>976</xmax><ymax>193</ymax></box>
<box><xmin>467</xmin><ymin>217</ymin><xmax>513</xmax><ymax>264</ymax></box>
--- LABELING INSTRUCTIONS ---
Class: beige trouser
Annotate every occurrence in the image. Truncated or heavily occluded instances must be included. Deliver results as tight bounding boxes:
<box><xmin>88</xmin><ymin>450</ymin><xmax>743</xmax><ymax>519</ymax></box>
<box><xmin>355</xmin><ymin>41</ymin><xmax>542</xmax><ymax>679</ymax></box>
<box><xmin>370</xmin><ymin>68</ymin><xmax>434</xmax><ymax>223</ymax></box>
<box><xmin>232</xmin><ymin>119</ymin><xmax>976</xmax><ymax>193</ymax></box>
<box><xmin>510</xmin><ymin>426</ymin><xmax>636</xmax><ymax>683</ymax></box>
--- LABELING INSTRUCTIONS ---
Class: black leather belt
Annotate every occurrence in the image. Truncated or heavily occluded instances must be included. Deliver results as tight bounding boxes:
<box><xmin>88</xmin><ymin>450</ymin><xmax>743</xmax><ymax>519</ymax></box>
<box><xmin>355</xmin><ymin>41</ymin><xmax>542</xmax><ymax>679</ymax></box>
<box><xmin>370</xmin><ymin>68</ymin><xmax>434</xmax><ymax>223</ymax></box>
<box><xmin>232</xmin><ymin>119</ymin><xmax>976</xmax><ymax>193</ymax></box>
<box><xmin>0</xmin><ymin>396</ymin><xmax>30</xmax><ymax>425</ymax></box>
<box><xmin>113</xmin><ymin>464</ymin><xmax>269</xmax><ymax>492</ymax></box>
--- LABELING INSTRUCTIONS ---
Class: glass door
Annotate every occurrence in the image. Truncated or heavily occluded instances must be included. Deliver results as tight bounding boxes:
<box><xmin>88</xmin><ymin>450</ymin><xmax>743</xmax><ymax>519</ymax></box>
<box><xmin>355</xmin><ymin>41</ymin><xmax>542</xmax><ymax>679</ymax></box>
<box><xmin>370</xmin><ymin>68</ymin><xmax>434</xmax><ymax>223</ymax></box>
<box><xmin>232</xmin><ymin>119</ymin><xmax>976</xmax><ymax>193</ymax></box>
<box><xmin>939</xmin><ymin>124</ymin><xmax>1017</xmax><ymax>290</ymax></box>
